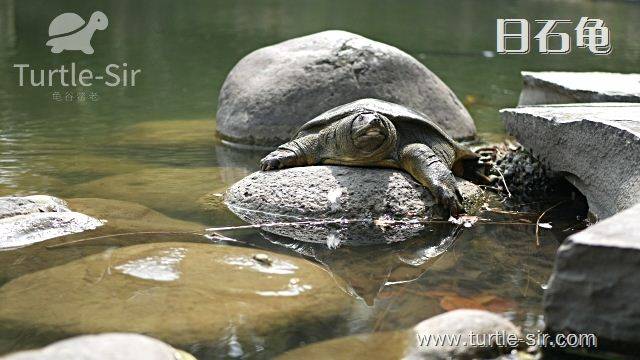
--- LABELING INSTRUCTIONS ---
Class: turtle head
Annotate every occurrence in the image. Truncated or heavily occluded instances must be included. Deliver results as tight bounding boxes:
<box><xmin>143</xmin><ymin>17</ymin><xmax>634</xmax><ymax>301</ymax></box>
<box><xmin>350</xmin><ymin>111</ymin><xmax>393</xmax><ymax>154</ymax></box>
<box><xmin>89</xmin><ymin>11</ymin><xmax>108</xmax><ymax>31</ymax></box>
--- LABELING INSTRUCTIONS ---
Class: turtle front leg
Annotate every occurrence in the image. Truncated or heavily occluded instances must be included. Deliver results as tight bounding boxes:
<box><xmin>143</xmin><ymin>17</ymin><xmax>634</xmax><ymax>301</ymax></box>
<box><xmin>260</xmin><ymin>134</ymin><xmax>320</xmax><ymax>171</ymax></box>
<box><xmin>260</xmin><ymin>147</ymin><xmax>304</xmax><ymax>170</ymax></box>
<box><xmin>400</xmin><ymin>143</ymin><xmax>464</xmax><ymax>217</ymax></box>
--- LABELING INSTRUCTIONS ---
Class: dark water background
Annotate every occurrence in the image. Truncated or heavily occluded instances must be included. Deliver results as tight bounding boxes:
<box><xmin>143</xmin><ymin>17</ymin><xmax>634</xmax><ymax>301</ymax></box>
<box><xmin>0</xmin><ymin>0</ymin><xmax>638</xmax><ymax>358</ymax></box>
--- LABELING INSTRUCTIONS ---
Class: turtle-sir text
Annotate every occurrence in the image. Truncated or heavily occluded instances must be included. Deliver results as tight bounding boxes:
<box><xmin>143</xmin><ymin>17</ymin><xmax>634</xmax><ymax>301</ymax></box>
<box><xmin>13</xmin><ymin>62</ymin><xmax>141</xmax><ymax>87</ymax></box>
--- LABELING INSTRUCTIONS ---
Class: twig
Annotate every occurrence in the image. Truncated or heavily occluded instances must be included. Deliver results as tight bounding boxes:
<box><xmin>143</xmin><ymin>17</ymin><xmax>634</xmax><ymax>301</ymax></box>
<box><xmin>45</xmin><ymin>231</ymin><xmax>205</xmax><ymax>249</ymax></box>
<box><xmin>205</xmin><ymin>218</ymin><xmax>541</xmax><ymax>233</ymax></box>
<box><xmin>535</xmin><ymin>201</ymin><xmax>568</xmax><ymax>246</ymax></box>
<box><xmin>492</xmin><ymin>165</ymin><xmax>512</xmax><ymax>198</ymax></box>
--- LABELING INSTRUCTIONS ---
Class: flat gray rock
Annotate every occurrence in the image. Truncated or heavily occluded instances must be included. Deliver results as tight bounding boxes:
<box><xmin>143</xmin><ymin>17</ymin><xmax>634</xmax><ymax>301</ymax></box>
<box><xmin>224</xmin><ymin>166</ymin><xmax>485</xmax><ymax>245</ymax></box>
<box><xmin>407</xmin><ymin>309</ymin><xmax>522</xmax><ymax>359</ymax></box>
<box><xmin>500</xmin><ymin>103</ymin><xmax>640</xmax><ymax>219</ymax></box>
<box><xmin>0</xmin><ymin>195</ymin><xmax>103</xmax><ymax>249</ymax></box>
<box><xmin>544</xmin><ymin>203</ymin><xmax>640</xmax><ymax>356</ymax></box>
<box><xmin>518</xmin><ymin>71</ymin><xmax>640</xmax><ymax>105</ymax></box>
<box><xmin>1</xmin><ymin>333</ymin><xmax>194</xmax><ymax>360</ymax></box>
<box><xmin>216</xmin><ymin>30</ymin><xmax>475</xmax><ymax>148</ymax></box>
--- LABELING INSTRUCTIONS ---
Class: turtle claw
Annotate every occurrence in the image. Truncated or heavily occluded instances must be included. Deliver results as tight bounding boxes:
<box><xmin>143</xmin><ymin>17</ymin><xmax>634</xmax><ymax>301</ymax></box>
<box><xmin>259</xmin><ymin>149</ymin><xmax>299</xmax><ymax>171</ymax></box>
<box><xmin>434</xmin><ymin>184</ymin><xmax>465</xmax><ymax>218</ymax></box>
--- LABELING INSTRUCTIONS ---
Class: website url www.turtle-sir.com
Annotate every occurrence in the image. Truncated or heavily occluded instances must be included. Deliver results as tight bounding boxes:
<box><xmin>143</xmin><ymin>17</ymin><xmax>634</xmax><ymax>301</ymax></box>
<box><xmin>417</xmin><ymin>331</ymin><xmax>598</xmax><ymax>349</ymax></box>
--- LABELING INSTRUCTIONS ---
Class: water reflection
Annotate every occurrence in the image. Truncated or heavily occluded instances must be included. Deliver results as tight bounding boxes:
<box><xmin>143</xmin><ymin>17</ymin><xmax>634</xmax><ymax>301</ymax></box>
<box><xmin>259</xmin><ymin>224</ymin><xmax>463</xmax><ymax>305</ymax></box>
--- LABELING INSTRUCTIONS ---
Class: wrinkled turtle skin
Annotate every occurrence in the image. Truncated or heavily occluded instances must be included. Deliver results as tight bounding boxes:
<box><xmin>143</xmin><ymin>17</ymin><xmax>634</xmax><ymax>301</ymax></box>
<box><xmin>260</xmin><ymin>99</ymin><xmax>485</xmax><ymax>216</ymax></box>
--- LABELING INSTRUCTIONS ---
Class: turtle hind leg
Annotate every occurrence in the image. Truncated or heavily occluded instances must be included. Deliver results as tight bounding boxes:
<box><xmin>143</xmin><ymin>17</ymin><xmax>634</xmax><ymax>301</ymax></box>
<box><xmin>400</xmin><ymin>143</ymin><xmax>464</xmax><ymax>217</ymax></box>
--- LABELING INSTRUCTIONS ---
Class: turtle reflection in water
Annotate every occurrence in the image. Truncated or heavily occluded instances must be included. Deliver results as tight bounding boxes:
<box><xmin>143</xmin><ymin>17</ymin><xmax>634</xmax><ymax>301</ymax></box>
<box><xmin>261</xmin><ymin>99</ymin><xmax>490</xmax><ymax>216</ymax></box>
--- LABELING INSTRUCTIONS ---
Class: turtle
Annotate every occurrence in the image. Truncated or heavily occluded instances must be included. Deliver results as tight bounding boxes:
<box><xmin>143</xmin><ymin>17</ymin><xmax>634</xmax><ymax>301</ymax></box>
<box><xmin>260</xmin><ymin>99</ymin><xmax>489</xmax><ymax>216</ymax></box>
<box><xmin>46</xmin><ymin>11</ymin><xmax>108</xmax><ymax>54</ymax></box>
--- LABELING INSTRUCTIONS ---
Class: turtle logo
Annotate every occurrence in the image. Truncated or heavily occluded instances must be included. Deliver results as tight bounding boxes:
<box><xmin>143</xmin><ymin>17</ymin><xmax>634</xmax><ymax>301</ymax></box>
<box><xmin>45</xmin><ymin>11</ymin><xmax>108</xmax><ymax>54</ymax></box>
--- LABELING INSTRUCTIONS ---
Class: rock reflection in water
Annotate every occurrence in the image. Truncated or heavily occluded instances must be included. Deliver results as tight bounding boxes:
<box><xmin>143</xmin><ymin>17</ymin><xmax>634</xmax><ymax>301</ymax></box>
<box><xmin>258</xmin><ymin>221</ymin><xmax>464</xmax><ymax>305</ymax></box>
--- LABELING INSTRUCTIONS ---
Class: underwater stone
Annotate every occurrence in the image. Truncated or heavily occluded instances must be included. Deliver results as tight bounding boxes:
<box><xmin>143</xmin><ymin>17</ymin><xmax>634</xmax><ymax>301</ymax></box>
<box><xmin>224</xmin><ymin>166</ymin><xmax>484</xmax><ymax>245</ymax></box>
<box><xmin>0</xmin><ymin>195</ymin><xmax>103</xmax><ymax>249</ymax></box>
<box><xmin>544</xmin><ymin>204</ymin><xmax>640</xmax><ymax>356</ymax></box>
<box><xmin>0</xmin><ymin>242</ymin><xmax>355</xmax><ymax>358</ymax></box>
<box><xmin>277</xmin><ymin>309</ymin><xmax>523</xmax><ymax>360</ymax></box>
<box><xmin>500</xmin><ymin>103</ymin><xmax>640</xmax><ymax>219</ymax></box>
<box><xmin>1</xmin><ymin>333</ymin><xmax>194</xmax><ymax>360</ymax></box>
<box><xmin>216</xmin><ymin>30</ymin><xmax>476</xmax><ymax>148</ymax></box>
<box><xmin>72</xmin><ymin>167</ymin><xmax>248</xmax><ymax>217</ymax></box>
<box><xmin>518</xmin><ymin>71</ymin><xmax>640</xmax><ymax>106</ymax></box>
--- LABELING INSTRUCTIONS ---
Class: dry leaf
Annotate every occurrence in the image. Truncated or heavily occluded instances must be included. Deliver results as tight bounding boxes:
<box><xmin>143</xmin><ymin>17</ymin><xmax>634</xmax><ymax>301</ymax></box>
<box><xmin>439</xmin><ymin>295</ymin><xmax>486</xmax><ymax>311</ymax></box>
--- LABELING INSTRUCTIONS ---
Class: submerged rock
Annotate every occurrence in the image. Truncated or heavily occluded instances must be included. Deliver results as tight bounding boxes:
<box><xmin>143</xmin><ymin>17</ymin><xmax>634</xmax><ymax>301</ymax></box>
<box><xmin>544</xmin><ymin>203</ymin><xmax>640</xmax><ymax>356</ymax></box>
<box><xmin>216</xmin><ymin>30</ymin><xmax>475</xmax><ymax>147</ymax></box>
<box><xmin>277</xmin><ymin>310</ymin><xmax>523</xmax><ymax>360</ymax></box>
<box><xmin>225</xmin><ymin>166</ymin><xmax>485</xmax><ymax>245</ymax></box>
<box><xmin>113</xmin><ymin>119</ymin><xmax>216</xmax><ymax>147</ymax></box>
<box><xmin>1</xmin><ymin>333</ymin><xmax>195</xmax><ymax>360</ymax></box>
<box><xmin>0</xmin><ymin>195</ymin><xmax>103</xmax><ymax>249</ymax></box>
<box><xmin>72</xmin><ymin>167</ymin><xmax>247</xmax><ymax>217</ymax></box>
<box><xmin>276</xmin><ymin>331</ymin><xmax>409</xmax><ymax>360</ymax></box>
<box><xmin>501</xmin><ymin>103</ymin><xmax>640</xmax><ymax>219</ymax></box>
<box><xmin>67</xmin><ymin>198</ymin><xmax>204</xmax><ymax>233</ymax></box>
<box><xmin>0</xmin><ymin>242</ymin><xmax>355</xmax><ymax>358</ymax></box>
<box><xmin>518</xmin><ymin>71</ymin><xmax>640</xmax><ymax>106</ymax></box>
<box><xmin>0</xmin><ymin>199</ymin><xmax>204</xmax><ymax>285</ymax></box>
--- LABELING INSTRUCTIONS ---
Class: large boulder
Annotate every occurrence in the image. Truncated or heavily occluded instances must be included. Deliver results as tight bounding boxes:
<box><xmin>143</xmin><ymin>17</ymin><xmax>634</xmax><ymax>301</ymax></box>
<box><xmin>543</xmin><ymin>203</ymin><xmax>640</xmax><ymax>356</ymax></box>
<box><xmin>0</xmin><ymin>195</ymin><xmax>103</xmax><ymax>249</ymax></box>
<box><xmin>500</xmin><ymin>103</ymin><xmax>640</xmax><ymax>219</ymax></box>
<box><xmin>0</xmin><ymin>242</ymin><xmax>355</xmax><ymax>358</ymax></box>
<box><xmin>277</xmin><ymin>310</ymin><xmax>523</xmax><ymax>360</ymax></box>
<box><xmin>1</xmin><ymin>333</ymin><xmax>195</xmax><ymax>360</ymax></box>
<box><xmin>216</xmin><ymin>30</ymin><xmax>476</xmax><ymax>148</ymax></box>
<box><xmin>224</xmin><ymin>166</ymin><xmax>485</xmax><ymax>245</ymax></box>
<box><xmin>518</xmin><ymin>71</ymin><xmax>640</xmax><ymax>106</ymax></box>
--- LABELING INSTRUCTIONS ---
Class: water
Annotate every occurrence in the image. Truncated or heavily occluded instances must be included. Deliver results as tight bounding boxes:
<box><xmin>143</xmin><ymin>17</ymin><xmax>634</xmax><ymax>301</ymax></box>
<box><xmin>0</xmin><ymin>0</ymin><xmax>638</xmax><ymax>358</ymax></box>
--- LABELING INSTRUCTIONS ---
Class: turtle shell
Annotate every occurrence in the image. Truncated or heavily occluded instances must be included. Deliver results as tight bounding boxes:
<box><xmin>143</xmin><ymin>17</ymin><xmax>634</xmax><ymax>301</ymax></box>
<box><xmin>48</xmin><ymin>13</ymin><xmax>85</xmax><ymax>37</ymax></box>
<box><xmin>295</xmin><ymin>98</ymin><xmax>477</xmax><ymax>163</ymax></box>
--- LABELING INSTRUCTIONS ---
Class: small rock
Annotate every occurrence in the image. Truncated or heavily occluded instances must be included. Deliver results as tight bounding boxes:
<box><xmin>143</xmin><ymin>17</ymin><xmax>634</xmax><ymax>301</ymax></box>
<box><xmin>253</xmin><ymin>253</ymin><xmax>273</xmax><ymax>266</ymax></box>
<box><xmin>0</xmin><ymin>333</ymin><xmax>195</xmax><ymax>360</ymax></box>
<box><xmin>216</xmin><ymin>30</ymin><xmax>476</xmax><ymax>147</ymax></box>
<box><xmin>0</xmin><ymin>195</ymin><xmax>103</xmax><ymax>249</ymax></box>
<box><xmin>407</xmin><ymin>309</ymin><xmax>523</xmax><ymax>359</ymax></box>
